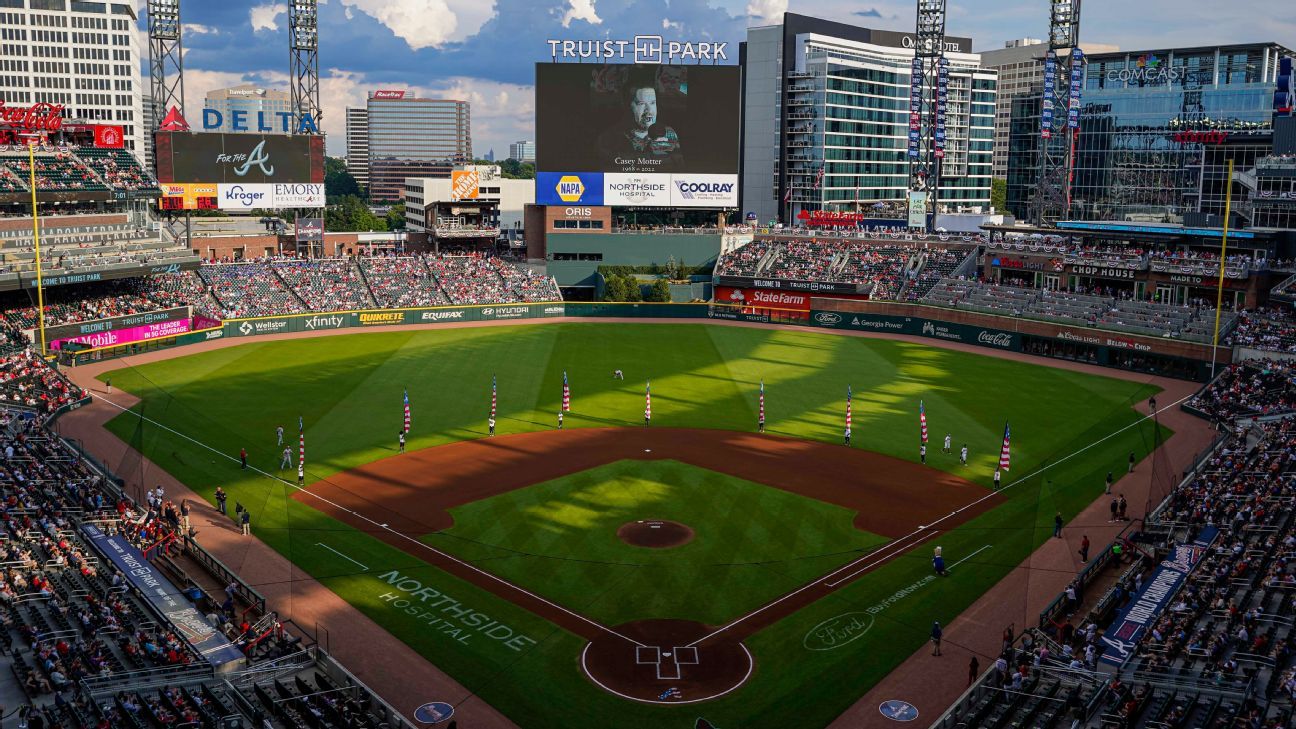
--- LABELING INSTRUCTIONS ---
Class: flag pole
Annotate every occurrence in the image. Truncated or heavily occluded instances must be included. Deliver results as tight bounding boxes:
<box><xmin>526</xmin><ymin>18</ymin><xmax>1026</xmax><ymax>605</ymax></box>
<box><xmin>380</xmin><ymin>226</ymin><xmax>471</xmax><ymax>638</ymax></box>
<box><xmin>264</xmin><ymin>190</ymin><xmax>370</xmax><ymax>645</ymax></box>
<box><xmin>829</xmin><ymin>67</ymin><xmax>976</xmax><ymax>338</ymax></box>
<box><xmin>1209</xmin><ymin>159</ymin><xmax>1233</xmax><ymax>380</ymax></box>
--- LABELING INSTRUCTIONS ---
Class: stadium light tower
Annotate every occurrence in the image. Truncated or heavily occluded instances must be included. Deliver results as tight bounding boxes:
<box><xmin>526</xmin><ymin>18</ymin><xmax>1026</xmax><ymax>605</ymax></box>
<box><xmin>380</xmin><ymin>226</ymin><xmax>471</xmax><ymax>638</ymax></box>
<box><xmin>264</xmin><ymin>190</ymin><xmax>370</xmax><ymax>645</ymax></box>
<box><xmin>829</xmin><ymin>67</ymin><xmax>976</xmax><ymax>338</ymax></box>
<box><xmin>906</xmin><ymin>0</ymin><xmax>948</xmax><ymax>232</ymax></box>
<box><xmin>1031</xmin><ymin>0</ymin><xmax>1084</xmax><ymax>224</ymax></box>
<box><xmin>289</xmin><ymin>1</ymin><xmax>322</xmax><ymax>133</ymax></box>
<box><xmin>147</xmin><ymin>0</ymin><xmax>185</xmax><ymax>126</ymax></box>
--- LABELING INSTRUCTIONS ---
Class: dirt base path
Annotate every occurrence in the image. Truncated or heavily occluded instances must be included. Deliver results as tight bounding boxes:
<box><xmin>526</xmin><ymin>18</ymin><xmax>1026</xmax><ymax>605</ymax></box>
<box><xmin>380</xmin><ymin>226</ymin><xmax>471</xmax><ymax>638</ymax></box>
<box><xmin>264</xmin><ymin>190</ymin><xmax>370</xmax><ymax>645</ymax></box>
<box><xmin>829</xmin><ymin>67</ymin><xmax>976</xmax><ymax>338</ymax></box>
<box><xmin>295</xmin><ymin>427</ymin><xmax>1000</xmax><ymax>644</ymax></box>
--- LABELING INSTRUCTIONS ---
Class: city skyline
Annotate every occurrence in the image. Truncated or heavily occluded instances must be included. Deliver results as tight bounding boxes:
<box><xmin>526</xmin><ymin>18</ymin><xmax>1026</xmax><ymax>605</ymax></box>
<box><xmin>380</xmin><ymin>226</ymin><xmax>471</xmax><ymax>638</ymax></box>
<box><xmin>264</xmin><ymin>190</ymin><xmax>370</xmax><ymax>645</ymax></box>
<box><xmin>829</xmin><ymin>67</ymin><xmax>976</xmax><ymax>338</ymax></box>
<box><xmin>155</xmin><ymin>0</ymin><xmax>1293</xmax><ymax>156</ymax></box>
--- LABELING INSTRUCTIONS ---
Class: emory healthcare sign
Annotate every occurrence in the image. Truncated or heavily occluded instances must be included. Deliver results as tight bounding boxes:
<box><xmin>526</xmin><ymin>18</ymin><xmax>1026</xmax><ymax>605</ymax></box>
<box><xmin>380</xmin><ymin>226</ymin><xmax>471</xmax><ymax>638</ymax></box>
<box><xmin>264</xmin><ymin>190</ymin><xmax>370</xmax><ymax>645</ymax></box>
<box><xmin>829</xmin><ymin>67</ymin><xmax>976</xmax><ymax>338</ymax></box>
<box><xmin>547</xmin><ymin>36</ymin><xmax>727</xmax><ymax>63</ymax></box>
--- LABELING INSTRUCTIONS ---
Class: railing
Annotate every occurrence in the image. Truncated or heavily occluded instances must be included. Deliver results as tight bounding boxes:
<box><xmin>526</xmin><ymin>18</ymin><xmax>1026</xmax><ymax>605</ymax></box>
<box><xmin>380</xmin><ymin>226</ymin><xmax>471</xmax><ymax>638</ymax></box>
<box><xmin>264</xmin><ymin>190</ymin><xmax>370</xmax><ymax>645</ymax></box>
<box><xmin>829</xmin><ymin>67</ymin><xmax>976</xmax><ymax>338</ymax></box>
<box><xmin>79</xmin><ymin>661</ymin><xmax>215</xmax><ymax>698</ymax></box>
<box><xmin>1148</xmin><ymin>257</ymin><xmax>1250</xmax><ymax>278</ymax></box>
<box><xmin>182</xmin><ymin>534</ymin><xmax>268</xmax><ymax>615</ymax></box>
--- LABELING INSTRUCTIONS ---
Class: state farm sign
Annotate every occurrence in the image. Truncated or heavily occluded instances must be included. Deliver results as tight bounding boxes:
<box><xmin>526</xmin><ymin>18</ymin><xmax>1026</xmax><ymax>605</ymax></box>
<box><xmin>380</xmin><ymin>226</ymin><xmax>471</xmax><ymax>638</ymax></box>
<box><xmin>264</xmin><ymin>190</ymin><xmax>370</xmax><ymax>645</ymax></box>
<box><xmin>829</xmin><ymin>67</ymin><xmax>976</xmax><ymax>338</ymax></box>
<box><xmin>717</xmin><ymin>286</ymin><xmax>811</xmax><ymax>311</ymax></box>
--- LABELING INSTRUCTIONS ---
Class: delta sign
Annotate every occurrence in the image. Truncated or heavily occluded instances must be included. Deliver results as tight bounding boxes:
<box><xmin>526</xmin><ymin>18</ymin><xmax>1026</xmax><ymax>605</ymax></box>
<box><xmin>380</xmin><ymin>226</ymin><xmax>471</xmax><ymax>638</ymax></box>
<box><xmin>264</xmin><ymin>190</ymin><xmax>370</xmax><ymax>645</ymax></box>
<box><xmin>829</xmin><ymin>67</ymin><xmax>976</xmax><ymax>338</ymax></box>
<box><xmin>201</xmin><ymin>109</ymin><xmax>319</xmax><ymax>134</ymax></box>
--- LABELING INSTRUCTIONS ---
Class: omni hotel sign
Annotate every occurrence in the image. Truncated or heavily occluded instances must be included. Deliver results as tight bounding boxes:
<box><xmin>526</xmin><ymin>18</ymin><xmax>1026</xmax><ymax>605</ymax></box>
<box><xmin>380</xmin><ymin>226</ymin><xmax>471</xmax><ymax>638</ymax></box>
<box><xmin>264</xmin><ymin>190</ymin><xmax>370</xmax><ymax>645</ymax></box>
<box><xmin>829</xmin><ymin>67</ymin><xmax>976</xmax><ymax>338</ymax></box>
<box><xmin>547</xmin><ymin>36</ymin><xmax>728</xmax><ymax>63</ymax></box>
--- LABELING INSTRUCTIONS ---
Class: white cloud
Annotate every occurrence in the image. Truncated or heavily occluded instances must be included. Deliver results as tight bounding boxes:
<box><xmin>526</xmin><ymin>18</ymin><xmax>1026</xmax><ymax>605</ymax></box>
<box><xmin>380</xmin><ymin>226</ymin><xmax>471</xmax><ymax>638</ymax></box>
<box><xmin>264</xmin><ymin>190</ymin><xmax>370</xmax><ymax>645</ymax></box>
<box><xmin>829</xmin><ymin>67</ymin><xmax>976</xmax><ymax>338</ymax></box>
<box><xmin>339</xmin><ymin>0</ymin><xmax>496</xmax><ymax>50</ymax></box>
<box><xmin>186</xmin><ymin>23</ymin><xmax>217</xmax><ymax>36</ymax></box>
<box><xmin>747</xmin><ymin>0</ymin><xmax>787</xmax><ymax>23</ymax></box>
<box><xmin>561</xmin><ymin>0</ymin><xmax>601</xmax><ymax>28</ymax></box>
<box><xmin>249</xmin><ymin>3</ymin><xmax>287</xmax><ymax>33</ymax></box>
<box><xmin>662</xmin><ymin>17</ymin><xmax>683</xmax><ymax>32</ymax></box>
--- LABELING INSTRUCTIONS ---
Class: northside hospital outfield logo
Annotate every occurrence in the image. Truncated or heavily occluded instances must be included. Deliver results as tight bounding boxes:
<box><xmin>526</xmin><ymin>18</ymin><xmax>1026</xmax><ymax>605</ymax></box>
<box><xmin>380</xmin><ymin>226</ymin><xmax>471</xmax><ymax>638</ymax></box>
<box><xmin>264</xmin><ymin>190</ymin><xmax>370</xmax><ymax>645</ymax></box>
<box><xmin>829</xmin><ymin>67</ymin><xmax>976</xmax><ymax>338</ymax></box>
<box><xmin>374</xmin><ymin>570</ymin><xmax>538</xmax><ymax>651</ymax></box>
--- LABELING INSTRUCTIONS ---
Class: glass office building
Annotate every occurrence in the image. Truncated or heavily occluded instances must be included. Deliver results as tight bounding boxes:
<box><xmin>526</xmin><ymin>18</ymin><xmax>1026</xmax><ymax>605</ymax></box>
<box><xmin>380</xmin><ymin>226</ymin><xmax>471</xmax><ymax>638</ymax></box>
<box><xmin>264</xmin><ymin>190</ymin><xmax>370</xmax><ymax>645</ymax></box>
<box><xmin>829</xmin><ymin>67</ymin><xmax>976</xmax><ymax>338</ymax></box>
<box><xmin>365</xmin><ymin>93</ymin><xmax>472</xmax><ymax>201</ymax></box>
<box><xmin>204</xmin><ymin>85</ymin><xmax>292</xmax><ymax>134</ymax></box>
<box><xmin>741</xmin><ymin>12</ymin><xmax>997</xmax><ymax>224</ymax></box>
<box><xmin>1007</xmin><ymin>43</ymin><xmax>1290</xmax><ymax>222</ymax></box>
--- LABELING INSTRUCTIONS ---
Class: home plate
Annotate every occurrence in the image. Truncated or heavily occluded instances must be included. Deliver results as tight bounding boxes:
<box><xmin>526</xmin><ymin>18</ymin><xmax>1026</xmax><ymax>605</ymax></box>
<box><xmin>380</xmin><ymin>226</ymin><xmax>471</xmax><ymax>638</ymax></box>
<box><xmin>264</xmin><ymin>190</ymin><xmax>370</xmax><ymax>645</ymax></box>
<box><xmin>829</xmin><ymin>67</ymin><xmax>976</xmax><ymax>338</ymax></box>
<box><xmin>644</xmin><ymin>449</ymin><xmax>652</xmax><ymax>453</ymax></box>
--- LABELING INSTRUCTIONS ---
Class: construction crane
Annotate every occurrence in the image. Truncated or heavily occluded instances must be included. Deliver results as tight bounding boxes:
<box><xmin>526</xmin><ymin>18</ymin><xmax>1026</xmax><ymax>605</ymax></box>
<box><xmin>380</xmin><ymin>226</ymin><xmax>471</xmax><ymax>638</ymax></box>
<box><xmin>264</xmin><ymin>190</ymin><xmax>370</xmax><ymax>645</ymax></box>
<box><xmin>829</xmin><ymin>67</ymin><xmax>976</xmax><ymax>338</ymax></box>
<box><xmin>1031</xmin><ymin>0</ymin><xmax>1084</xmax><ymax>224</ymax></box>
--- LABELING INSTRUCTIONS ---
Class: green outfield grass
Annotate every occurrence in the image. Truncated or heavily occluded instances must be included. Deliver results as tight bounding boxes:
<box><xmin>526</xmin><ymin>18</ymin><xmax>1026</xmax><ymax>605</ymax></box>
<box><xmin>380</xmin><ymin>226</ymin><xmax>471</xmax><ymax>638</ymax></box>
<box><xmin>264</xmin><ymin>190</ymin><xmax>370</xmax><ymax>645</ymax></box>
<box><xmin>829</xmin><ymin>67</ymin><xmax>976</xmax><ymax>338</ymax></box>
<box><xmin>99</xmin><ymin>323</ymin><xmax>1169</xmax><ymax>728</ymax></box>
<box><xmin>426</xmin><ymin>459</ymin><xmax>891</xmax><ymax>626</ymax></box>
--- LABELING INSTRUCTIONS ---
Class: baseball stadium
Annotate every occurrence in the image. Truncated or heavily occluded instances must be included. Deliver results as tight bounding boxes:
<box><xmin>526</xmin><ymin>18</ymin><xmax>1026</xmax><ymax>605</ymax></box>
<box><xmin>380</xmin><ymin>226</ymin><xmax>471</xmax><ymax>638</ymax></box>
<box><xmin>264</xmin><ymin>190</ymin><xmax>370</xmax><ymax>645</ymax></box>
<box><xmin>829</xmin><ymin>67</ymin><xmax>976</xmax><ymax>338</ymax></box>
<box><xmin>0</xmin><ymin>2</ymin><xmax>1292</xmax><ymax>729</ymax></box>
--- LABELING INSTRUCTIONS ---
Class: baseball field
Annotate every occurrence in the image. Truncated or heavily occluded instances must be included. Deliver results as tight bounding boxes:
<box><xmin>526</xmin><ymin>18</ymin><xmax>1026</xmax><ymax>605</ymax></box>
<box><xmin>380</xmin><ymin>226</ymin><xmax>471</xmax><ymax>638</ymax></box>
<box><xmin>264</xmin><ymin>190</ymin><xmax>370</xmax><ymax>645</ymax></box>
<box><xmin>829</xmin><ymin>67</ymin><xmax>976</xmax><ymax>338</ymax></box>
<box><xmin>95</xmin><ymin>321</ymin><xmax>1168</xmax><ymax>728</ymax></box>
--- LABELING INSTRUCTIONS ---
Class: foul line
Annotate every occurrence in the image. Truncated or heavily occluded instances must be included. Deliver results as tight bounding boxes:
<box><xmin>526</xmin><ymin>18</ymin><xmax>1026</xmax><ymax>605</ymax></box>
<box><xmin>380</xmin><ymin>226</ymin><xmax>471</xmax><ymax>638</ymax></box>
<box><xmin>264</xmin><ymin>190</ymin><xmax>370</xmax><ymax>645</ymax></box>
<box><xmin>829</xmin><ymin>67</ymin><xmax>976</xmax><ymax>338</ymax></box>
<box><xmin>316</xmin><ymin>542</ymin><xmax>368</xmax><ymax>571</ymax></box>
<box><xmin>687</xmin><ymin>393</ymin><xmax>1185</xmax><ymax>648</ymax></box>
<box><xmin>94</xmin><ymin>395</ymin><xmax>648</xmax><ymax>649</ymax></box>
<box><xmin>947</xmin><ymin>544</ymin><xmax>992</xmax><ymax>572</ymax></box>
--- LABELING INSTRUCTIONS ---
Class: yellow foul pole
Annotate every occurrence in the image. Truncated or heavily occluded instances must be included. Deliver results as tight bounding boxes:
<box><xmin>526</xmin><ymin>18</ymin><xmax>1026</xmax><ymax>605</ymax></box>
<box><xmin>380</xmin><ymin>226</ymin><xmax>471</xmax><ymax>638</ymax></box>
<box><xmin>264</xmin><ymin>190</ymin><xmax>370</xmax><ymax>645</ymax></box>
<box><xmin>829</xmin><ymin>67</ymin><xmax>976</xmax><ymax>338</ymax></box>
<box><xmin>26</xmin><ymin>140</ymin><xmax>48</xmax><ymax>356</ymax></box>
<box><xmin>1209</xmin><ymin>158</ymin><xmax>1233</xmax><ymax>379</ymax></box>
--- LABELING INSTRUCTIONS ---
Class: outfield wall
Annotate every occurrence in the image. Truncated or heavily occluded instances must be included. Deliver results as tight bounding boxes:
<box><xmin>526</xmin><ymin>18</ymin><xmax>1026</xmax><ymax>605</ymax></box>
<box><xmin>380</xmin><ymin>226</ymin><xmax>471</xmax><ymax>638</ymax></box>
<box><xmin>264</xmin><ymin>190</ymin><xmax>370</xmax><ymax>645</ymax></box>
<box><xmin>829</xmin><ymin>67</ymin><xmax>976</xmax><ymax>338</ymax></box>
<box><xmin>61</xmin><ymin>300</ymin><xmax>1220</xmax><ymax>381</ymax></box>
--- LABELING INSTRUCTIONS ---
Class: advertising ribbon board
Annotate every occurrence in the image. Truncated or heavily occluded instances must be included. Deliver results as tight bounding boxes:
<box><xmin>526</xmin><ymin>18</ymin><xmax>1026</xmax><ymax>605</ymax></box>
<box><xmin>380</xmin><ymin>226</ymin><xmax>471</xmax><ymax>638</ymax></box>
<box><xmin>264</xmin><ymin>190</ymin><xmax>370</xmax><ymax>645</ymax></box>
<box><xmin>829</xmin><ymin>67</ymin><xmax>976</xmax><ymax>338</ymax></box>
<box><xmin>1099</xmin><ymin>526</ymin><xmax>1219</xmax><ymax>667</ymax></box>
<box><xmin>50</xmin><ymin>318</ymin><xmax>192</xmax><ymax>351</ymax></box>
<box><xmin>80</xmin><ymin>524</ymin><xmax>245</xmax><ymax>669</ymax></box>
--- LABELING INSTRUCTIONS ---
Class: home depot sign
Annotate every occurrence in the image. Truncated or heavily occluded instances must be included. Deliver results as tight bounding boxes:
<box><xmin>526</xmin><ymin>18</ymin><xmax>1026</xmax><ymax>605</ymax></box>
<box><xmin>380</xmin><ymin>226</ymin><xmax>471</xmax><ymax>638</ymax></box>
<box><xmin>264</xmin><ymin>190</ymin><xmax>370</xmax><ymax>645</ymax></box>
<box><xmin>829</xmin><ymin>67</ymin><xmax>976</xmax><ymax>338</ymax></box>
<box><xmin>450</xmin><ymin>170</ymin><xmax>480</xmax><ymax>201</ymax></box>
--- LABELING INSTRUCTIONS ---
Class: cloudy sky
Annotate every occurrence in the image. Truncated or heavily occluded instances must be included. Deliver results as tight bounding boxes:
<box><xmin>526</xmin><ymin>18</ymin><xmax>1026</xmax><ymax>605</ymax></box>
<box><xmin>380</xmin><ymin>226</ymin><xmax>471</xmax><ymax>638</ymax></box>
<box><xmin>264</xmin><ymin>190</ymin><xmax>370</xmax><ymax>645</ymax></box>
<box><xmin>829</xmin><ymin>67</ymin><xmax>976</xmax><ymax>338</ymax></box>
<box><xmin>159</xmin><ymin>0</ymin><xmax>1294</xmax><ymax>157</ymax></box>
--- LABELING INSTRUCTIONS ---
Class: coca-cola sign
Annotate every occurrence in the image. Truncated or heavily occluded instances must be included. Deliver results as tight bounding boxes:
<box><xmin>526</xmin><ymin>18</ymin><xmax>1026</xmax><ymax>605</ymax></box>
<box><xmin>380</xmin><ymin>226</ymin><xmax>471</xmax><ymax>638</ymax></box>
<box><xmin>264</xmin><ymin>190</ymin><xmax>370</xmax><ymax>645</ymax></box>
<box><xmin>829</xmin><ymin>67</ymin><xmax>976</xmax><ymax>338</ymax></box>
<box><xmin>0</xmin><ymin>100</ymin><xmax>64</xmax><ymax>132</ymax></box>
<box><xmin>977</xmin><ymin>331</ymin><xmax>1014</xmax><ymax>348</ymax></box>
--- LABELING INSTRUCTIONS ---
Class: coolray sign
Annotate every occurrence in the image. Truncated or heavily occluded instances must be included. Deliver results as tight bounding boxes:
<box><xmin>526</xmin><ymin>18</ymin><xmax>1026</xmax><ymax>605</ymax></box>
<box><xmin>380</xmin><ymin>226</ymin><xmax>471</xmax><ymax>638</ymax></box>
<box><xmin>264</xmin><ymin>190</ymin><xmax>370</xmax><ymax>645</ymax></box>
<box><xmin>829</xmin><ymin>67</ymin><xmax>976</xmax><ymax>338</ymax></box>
<box><xmin>1100</xmin><ymin>527</ymin><xmax>1218</xmax><ymax>666</ymax></box>
<box><xmin>604</xmin><ymin>173</ymin><xmax>670</xmax><ymax>205</ymax></box>
<box><xmin>546</xmin><ymin>37</ymin><xmax>728</xmax><ymax>63</ymax></box>
<box><xmin>420</xmin><ymin>309</ymin><xmax>467</xmax><ymax>322</ymax></box>
<box><xmin>302</xmin><ymin>314</ymin><xmax>347</xmax><ymax>331</ymax></box>
<box><xmin>670</xmin><ymin>175</ymin><xmax>738</xmax><ymax>207</ymax></box>
<box><xmin>376</xmin><ymin>570</ymin><xmax>539</xmax><ymax>652</ymax></box>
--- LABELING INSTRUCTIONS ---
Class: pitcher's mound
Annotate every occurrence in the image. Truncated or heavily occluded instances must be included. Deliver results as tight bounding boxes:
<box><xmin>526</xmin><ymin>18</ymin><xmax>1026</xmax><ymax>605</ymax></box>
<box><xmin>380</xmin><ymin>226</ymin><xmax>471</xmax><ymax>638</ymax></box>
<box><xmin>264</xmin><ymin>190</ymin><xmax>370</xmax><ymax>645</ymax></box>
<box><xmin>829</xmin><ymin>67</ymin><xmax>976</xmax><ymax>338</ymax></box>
<box><xmin>617</xmin><ymin>520</ymin><xmax>694</xmax><ymax>549</ymax></box>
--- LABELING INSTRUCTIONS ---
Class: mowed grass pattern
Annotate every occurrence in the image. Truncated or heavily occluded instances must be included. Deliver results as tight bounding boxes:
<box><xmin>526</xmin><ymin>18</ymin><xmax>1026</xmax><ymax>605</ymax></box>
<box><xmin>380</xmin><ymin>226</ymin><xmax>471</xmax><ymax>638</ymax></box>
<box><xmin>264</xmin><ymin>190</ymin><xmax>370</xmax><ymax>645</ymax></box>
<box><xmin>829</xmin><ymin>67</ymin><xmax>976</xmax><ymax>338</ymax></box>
<box><xmin>98</xmin><ymin>323</ymin><xmax>1168</xmax><ymax>728</ymax></box>
<box><xmin>427</xmin><ymin>459</ymin><xmax>891</xmax><ymax>626</ymax></box>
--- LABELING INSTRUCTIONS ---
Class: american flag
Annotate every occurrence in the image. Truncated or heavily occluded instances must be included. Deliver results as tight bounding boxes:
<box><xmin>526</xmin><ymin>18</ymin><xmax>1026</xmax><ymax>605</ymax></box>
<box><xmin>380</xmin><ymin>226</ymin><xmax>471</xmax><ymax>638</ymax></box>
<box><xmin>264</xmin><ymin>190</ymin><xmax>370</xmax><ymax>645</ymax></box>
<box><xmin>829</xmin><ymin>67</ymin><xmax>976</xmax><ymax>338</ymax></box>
<box><xmin>998</xmin><ymin>422</ymin><xmax>1012</xmax><ymax>471</ymax></box>
<box><xmin>402</xmin><ymin>389</ymin><xmax>411</xmax><ymax>433</ymax></box>
<box><xmin>490</xmin><ymin>375</ymin><xmax>497</xmax><ymax>419</ymax></box>
<box><xmin>919</xmin><ymin>400</ymin><xmax>928</xmax><ymax>443</ymax></box>
<box><xmin>814</xmin><ymin>167</ymin><xmax>824</xmax><ymax>189</ymax></box>
<box><xmin>562</xmin><ymin>371</ymin><xmax>571</xmax><ymax>412</ymax></box>
<box><xmin>645</xmin><ymin>380</ymin><xmax>652</xmax><ymax>421</ymax></box>
<box><xmin>846</xmin><ymin>385</ymin><xmax>852</xmax><ymax>429</ymax></box>
<box><xmin>759</xmin><ymin>379</ymin><xmax>765</xmax><ymax>422</ymax></box>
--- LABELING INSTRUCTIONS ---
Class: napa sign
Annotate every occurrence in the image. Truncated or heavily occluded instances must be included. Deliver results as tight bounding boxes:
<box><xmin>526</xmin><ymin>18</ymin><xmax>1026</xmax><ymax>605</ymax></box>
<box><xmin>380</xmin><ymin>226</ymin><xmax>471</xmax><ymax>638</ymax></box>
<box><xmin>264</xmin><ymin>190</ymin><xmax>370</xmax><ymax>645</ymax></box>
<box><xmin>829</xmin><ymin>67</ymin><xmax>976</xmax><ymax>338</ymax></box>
<box><xmin>201</xmin><ymin>109</ymin><xmax>319</xmax><ymax>134</ymax></box>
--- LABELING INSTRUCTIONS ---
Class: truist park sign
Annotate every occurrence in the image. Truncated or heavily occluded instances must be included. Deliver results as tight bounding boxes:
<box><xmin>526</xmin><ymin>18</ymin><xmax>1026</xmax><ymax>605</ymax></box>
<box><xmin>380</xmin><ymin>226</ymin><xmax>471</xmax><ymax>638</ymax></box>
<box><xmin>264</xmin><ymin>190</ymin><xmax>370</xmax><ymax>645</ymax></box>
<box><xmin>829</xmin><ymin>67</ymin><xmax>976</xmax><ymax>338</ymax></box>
<box><xmin>547</xmin><ymin>36</ymin><xmax>728</xmax><ymax>63</ymax></box>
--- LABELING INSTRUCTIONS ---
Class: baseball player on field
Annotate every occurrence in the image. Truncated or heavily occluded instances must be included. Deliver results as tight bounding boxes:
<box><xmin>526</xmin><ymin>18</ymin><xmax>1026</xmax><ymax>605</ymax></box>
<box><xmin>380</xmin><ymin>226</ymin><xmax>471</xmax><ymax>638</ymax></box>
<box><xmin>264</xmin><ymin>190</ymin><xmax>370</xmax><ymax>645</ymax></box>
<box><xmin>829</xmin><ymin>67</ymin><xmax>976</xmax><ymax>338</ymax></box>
<box><xmin>960</xmin><ymin>444</ymin><xmax>968</xmax><ymax>466</ymax></box>
<box><xmin>943</xmin><ymin>433</ymin><xmax>952</xmax><ymax>454</ymax></box>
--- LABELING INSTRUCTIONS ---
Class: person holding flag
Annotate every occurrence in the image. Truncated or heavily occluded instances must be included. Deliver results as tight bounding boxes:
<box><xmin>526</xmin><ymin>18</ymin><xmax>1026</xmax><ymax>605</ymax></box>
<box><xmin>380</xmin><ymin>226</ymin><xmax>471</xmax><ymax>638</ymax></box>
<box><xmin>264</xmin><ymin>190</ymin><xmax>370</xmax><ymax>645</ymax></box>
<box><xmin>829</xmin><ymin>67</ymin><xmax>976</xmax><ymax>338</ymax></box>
<box><xmin>644</xmin><ymin>380</ymin><xmax>652</xmax><ymax>427</ymax></box>
<box><xmin>297</xmin><ymin>417</ymin><xmax>305</xmax><ymax>484</ymax></box>
<box><xmin>999</xmin><ymin>422</ymin><xmax>1012</xmax><ymax>472</ymax></box>
<box><xmin>757</xmin><ymin>379</ymin><xmax>765</xmax><ymax>433</ymax></box>
<box><xmin>558</xmin><ymin>409</ymin><xmax>564</xmax><ymax>429</ymax></box>
<box><xmin>562</xmin><ymin>371</ymin><xmax>571</xmax><ymax>413</ymax></box>
<box><xmin>402</xmin><ymin>389</ymin><xmax>411</xmax><ymax>434</ymax></box>
<box><xmin>844</xmin><ymin>385</ymin><xmax>852</xmax><ymax>446</ymax></box>
<box><xmin>919</xmin><ymin>400</ymin><xmax>928</xmax><ymax>445</ymax></box>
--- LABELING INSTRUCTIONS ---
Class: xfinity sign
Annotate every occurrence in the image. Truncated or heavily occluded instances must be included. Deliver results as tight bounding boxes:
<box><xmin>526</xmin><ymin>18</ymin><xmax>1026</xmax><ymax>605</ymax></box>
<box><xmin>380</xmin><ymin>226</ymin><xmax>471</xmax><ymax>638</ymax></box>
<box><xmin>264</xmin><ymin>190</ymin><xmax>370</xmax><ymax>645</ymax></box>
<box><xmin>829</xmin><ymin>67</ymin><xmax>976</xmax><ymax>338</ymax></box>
<box><xmin>546</xmin><ymin>36</ymin><xmax>728</xmax><ymax>63</ymax></box>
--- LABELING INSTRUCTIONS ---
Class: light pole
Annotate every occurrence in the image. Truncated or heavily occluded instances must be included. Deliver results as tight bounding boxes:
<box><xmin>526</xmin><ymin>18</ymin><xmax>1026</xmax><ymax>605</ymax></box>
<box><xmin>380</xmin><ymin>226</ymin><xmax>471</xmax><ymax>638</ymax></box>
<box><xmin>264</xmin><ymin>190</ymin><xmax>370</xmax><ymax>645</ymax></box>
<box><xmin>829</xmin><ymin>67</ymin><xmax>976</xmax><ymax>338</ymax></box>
<box><xmin>18</xmin><ymin>133</ymin><xmax>49</xmax><ymax>356</ymax></box>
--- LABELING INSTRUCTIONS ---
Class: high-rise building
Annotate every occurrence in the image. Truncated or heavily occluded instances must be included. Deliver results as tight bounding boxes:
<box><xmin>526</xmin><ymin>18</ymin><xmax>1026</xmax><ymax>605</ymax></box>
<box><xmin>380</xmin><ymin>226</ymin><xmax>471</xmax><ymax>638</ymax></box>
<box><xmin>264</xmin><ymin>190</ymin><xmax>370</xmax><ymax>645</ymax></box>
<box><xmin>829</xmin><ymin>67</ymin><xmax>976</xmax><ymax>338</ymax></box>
<box><xmin>741</xmin><ymin>12</ymin><xmax>997</xmax><ymax>225</ymax></box>
<box><xmin>203</xmin><ymin>84</ymin><xmax>292</xmax><ymax>134</ymax></box>
<box><xmin>0</xmin><ymin>0</ymin><xmax>145</xmax><ymax>154</ymax></box>
<box><xmin>508</xmin><ymin>140</ymin><xmax>535</xmax><ymax>164</ymax></box>
<box><xmin>1006</xmin><ymin>42</ymin><xmax>1290</xmax><ymax>222</ymax></box>
<box><xmin>345</xmin><ymin>107</ymin><xmax>370</xmax><ymax>190</ymax></box>
<box><xmin>362</xmin><ymin>90</ymin><xmax>472</xmax><ymax>201</ymax></box>
<box><xmin>979</xmin><ymin>39</ymin><xmax>1120</xmax><ymax>180</ymax></box>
